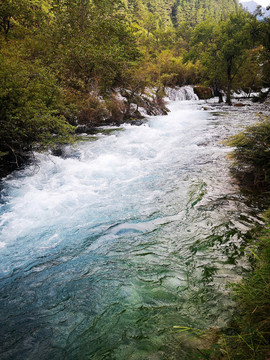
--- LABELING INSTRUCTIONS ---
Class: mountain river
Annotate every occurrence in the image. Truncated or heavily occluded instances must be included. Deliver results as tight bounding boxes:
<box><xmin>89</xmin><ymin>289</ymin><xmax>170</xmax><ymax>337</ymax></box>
<box><xmin>0</xmin><ymin>89</ymin><xmax>264</xmax><ymax>359</ymax></box>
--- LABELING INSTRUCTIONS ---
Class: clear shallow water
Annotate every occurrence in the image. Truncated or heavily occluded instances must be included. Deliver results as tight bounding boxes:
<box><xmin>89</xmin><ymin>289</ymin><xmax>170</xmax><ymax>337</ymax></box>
<box><xmin>0</xmin><ymin>100</ymin><xmax>262</xmax><ymax>359</ymax></box>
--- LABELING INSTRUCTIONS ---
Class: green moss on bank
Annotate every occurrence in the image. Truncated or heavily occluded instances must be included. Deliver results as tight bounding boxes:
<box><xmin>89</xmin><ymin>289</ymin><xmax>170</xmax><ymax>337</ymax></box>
<box><xmin>225</xmin><ymin>117</ymin><xmax>270</xmax><ymax>189</ymax></box>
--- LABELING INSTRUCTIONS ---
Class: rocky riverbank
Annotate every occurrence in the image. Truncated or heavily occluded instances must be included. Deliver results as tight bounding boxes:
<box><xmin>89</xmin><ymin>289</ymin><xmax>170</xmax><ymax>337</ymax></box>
<box><xmin>1</xmin><ymin>86</ymin><xmax>269</xmax><ymax>180</ymax></box>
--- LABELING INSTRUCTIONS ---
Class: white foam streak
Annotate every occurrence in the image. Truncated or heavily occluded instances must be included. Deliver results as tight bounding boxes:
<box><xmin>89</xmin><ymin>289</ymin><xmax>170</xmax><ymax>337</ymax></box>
<box><xmin>0</xmin><ymin>102</ymin><xmax>208</xmax><ymax>274</ymax></box>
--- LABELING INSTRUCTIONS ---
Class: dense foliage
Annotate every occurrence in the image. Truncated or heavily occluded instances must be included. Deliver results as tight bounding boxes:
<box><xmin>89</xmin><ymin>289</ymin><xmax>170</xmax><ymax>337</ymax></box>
<box><xmin>0</xmin><ymin>0</ymin><xmax>139</xmax><ymax>173</ymax></box>
<box><xmin>0</xmin><ymin>45</ymin><xmax>75</xmax><ymax>175</ymax></box>
<box><xmin>0</xmin><ymin>0</ymin><xmax>270</xmax><ymax>173</ymax></box>
<box><xmin>126</xmin><ymin>0</ymin><xmax>239</xmax><ymax>27</ymax></box>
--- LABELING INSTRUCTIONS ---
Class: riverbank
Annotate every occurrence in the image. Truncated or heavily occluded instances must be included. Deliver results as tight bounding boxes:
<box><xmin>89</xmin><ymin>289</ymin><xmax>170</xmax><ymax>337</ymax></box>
<box><xmin>221</xmin><ymin>215</ymin><xmax>270</xmax><ymax>360</ymax></box>
<box><xmin>218</xmin><ymin>113</ymin><xmax>270</xmax><ymax>360</ymax></box>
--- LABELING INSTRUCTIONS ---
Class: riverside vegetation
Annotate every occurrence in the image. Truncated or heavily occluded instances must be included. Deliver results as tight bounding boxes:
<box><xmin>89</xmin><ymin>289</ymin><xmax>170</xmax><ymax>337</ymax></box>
<box><xmin>220</xmin><ymin>118</ymin><xmax>270</xmax><ymax>360</ymax></box>
<box><xmin>1</xmin><ymin>0</ymin><xmax>270</xmax><ymax>175</ymax></box>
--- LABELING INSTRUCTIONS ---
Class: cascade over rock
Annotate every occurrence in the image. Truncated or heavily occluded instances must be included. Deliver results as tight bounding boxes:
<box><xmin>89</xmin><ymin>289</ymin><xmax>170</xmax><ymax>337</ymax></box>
<box><xmin>165</xmin><ymin>86</ymin><xmax>199</xmax><ymax>101</ymax></box>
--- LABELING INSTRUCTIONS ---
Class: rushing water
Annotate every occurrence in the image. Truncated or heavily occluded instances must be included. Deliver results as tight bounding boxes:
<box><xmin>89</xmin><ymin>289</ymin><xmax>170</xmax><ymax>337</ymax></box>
<box><xmin>0</xmin><ymin>94</ymin><xmax>264</xmax><ymax>359</ymax></box>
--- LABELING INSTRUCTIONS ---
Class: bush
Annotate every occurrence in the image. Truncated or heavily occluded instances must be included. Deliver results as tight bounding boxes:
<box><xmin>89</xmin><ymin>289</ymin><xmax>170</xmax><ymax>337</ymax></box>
<box><xmin>221</xmin><ymin>212</ymin><xmax>270</xmax><ymax>360</ymax></box>
<box><xmin>106</xmin><ymin>95</ymin><xmax>125</xmax><ymax>124</ymax></box>
<box><xmin>0</xmin><ymin>53</ymin><xmax>74</xmax><ymax>171</ymax></box>
<box><xmin>226</xmin><ymin>117</ymin><xmax>270</xmax><ymax>188</ymax></box>
<box><xmin>77</xmin><ymin>95</ymin><xmax>109</xmax><ymax>128</ymax></box>
<box><xmin>194</xmin><ymin>86</ymin><xmax>213</xmax><ymax>99</ymax></box>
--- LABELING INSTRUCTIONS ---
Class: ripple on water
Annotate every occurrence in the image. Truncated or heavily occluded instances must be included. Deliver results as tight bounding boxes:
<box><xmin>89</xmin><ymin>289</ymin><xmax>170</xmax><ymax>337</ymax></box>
<box><xmin>0</xmin><ymin>101</ymin><xmax>264</xmax><ymax>359</ymax></box>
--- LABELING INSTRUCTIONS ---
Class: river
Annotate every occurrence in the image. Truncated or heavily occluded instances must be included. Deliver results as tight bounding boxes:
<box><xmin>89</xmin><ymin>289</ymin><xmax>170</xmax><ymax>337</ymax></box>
<box><xmin>0</xmin><ymin>90</ymin><xmax>264</xmax><ymax>359</ymax></box>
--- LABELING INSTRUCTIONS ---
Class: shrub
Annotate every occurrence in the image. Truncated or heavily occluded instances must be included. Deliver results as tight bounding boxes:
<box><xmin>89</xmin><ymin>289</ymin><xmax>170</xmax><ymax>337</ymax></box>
<box><xmin>105</xmin><ymin>95</ymin><xmax>125</xmax><ymax>124</ymax></box>
<box><xmin>77</xmin><ymin>95</ymin><xmax>109</xmax><ymax>128</ymax></box>
<box><xmin>194</xmin><ymin>86</ymin><xmax>213</xmax><ymax>99</ymax></box>
<box><xmin>0</xmin><ymin>53</ymin><xmax>74</xmax><ymax>167</ymax></box>
<box><xmin>221</xmin><ymin>212</ymin><xmax>270</xmax><ymax>360</ymax></box>
<box><xmin>226</xmin><ymin>117</ymin><xmax>270</xmax><ymax>188</ymax></box>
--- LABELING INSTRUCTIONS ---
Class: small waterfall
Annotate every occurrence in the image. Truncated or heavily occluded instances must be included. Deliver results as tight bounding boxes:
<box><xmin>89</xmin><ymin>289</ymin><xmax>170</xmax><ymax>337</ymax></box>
<box><xmin>165</xmin><ymin>86</ymin><xmax>199</xmax><ymax>101</ymax></box>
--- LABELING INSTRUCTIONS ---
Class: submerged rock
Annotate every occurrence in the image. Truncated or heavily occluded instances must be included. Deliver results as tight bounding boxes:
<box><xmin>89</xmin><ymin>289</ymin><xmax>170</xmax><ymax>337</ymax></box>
<box><xmin>233</xmin><ymin>103</ymin><xmax>245</xmax><ymax>107</ymax></box>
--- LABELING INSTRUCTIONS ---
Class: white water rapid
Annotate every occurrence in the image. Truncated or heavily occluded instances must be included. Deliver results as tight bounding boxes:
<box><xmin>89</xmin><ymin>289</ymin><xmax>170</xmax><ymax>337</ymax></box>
<box><xmin>0</xmin><ymin>93</ymin><xmax>261</xmax><ymax>360</ymax></box>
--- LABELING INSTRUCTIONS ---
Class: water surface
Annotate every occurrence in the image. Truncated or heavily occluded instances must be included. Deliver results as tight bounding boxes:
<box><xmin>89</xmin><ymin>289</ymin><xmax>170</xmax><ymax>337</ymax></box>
<box><xmin>0</xmin><ymin>99</ymin><xmax>262</xmax><ymax>359</ymax></box>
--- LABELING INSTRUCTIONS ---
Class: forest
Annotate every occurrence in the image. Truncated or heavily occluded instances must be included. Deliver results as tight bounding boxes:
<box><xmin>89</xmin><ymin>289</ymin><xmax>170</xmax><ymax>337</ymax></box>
<box><xmin>0</xmin><ymin>0</ymin><xmax>270</xmax><ymax>174</ymax></box>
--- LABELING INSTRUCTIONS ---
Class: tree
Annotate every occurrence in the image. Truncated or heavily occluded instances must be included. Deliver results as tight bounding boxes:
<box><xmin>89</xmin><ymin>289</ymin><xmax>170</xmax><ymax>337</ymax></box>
<box><xmin>48</xmin><ymin>0</ymin><xmax>140</xmax><ymax>93</ymax></box>
<box><xmin>260</xmin><ymin>8</ymin><xmax>270</xmax><ymax>88</ymax></box>
<box><xmin>0</xmin><ymin>50</ymin><xmax>74</xmax><ymax>166</ymax></box>
<box><xmin>217</xmin><ymin>12</ymin><xmax>257</xmax><ymax>104</ymax></box>
<box><xmin>187</xmin><ymin>12</ymin><xmax>261</xmax><ymax>104</ymax></box>
<box><xmin>0</xmin><ymin>0</ymin><xmax>51</xmax><ymax>39</ymax></box>
<box><xmin>185</xmin><ymin>19</ymin><xmax>224</xmax><ymax>101</ymax></box>
<box><xmin>175</xmin><ymin>0</ymin><xmax>239</xmax><ymax>26</ymax></box>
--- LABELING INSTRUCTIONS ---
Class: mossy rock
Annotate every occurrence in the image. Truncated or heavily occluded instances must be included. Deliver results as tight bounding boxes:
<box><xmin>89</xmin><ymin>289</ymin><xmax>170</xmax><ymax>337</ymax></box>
<box><xmin>194</xmin><ymin>86</ymin><xmax>213</xmax><ymax>100</ymax></box>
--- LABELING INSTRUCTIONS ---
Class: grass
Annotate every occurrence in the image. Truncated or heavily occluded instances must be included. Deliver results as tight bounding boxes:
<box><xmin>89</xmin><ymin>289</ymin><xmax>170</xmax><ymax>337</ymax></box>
<box><xmin>225</xmin><ymin>117</ymin><xmax>270</xmax><ymax>189</ymax></box>
<box><xmin>220</xmin><ymin>213</ymin><xmax>270</xmax><ymax>360</ymax></box>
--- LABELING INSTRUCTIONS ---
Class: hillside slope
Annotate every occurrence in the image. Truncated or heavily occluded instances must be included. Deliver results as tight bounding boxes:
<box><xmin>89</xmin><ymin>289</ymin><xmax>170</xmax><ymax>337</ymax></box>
<box><xmin>127</xmin><ymin>0</ymin><xmax>240</xmax><ymax>27</ymax></box>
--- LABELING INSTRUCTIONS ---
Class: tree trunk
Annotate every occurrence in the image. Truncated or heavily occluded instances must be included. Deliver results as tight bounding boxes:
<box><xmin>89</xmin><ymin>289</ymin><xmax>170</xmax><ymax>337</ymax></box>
<box><xmin>226</xmin><ymin>61</ymin><xmax>233</xmax><ymax>105</ymax></box>
<box><xmin>218</xmin><ymin>92</ymin><xmax>223</xmax><ymax>103</ymax></box>
<box><xmin>213</xmin><ymin>83</ymin><xmax>223</xmax><ymax>103</ymax></box>
<box><xmin>2</xmin><ymin>18</ymin><xmax>10</xmax><ymax>40</ymax></box>
<box><xmin>226</xmin><ymin>83</ymin><xmax>232</xmax><ymax>105</ymax></box>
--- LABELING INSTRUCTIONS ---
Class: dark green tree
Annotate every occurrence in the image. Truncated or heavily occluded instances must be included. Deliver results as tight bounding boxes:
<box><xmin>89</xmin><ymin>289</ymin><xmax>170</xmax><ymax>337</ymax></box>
<box><xmin>0</xmin><ymin>50</ymin><xmax>74</xmax><ymax>166</ymax></box>
<box><xmin>0</xmin><ymin>0</ymin><xmax>51</xmax><ymax>39</ymax></box>
<box><xmin>187</xmin><ymin>12</ymin><xmax>261</xmax><ymax>104</ymax></box>
<box><xmin>48</xmin><ymin>0</ymin><xmax>140</xmax><ymax>93</ymax></box>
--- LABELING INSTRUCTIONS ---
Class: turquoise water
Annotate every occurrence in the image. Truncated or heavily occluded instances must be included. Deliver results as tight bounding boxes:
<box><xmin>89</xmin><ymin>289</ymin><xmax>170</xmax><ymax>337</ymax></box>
<box><xmin>0</xmin><ymin>100</ymin><xmax>261</xmax><ymax>359</ymax></box>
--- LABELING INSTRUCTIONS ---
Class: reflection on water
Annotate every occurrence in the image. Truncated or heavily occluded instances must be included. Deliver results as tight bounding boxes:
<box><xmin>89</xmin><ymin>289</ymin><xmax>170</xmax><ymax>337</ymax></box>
<box><xmin>0</xmin><ymin>100</ymin><xmax>263</xmax><ymax>359</ymax></box>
